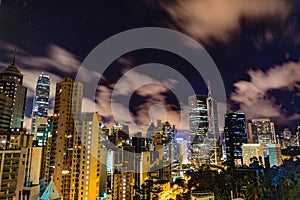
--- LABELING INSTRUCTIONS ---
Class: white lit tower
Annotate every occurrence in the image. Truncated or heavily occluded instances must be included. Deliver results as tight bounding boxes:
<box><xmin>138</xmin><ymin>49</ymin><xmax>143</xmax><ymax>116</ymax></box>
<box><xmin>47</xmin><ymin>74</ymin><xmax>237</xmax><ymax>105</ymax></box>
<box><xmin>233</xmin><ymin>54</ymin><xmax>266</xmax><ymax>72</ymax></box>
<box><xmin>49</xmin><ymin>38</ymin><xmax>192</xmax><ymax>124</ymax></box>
<box><xmin>205</xmin><ymin>81</ymin><xmax>220</xmax><ymax>165</ymax></box>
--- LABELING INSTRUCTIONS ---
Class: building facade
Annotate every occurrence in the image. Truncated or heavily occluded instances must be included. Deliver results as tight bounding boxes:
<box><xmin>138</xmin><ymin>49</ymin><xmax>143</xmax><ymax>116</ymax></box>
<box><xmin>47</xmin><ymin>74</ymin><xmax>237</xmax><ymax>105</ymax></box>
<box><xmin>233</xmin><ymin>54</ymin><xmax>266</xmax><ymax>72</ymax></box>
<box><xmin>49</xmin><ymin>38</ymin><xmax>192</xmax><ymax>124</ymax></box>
<box><xmin>31</xmin><ymin>73</ymin><xmax>50</xmax><ymax>135</ymax></box>
<box><xmin>0</xmin><ymin>50</ymin><xmax>27</xmax><ymax>131</ymax></box>
<box><xmin>242</xmin><ymin>144</ymin><xmax>265</xmax><ymax>167</ymax></box>
<box><xmin>224</xmin><ymin>112</ymin><xmax>247</xmax><ymax>167</ymax></box>
<box><xmin>267</xmin><ymin>144</ymin><xmax>283</xmax><ymax>167</ymax></box>
<box><xmin>49</xmin><ymin>77</ymin><xmax>83</xmax><ymax>199</ymax></box>
<box><xmin>188</xmin><ymin>95</ymin><xmax>209</xmax><ymax>164</ymax></box>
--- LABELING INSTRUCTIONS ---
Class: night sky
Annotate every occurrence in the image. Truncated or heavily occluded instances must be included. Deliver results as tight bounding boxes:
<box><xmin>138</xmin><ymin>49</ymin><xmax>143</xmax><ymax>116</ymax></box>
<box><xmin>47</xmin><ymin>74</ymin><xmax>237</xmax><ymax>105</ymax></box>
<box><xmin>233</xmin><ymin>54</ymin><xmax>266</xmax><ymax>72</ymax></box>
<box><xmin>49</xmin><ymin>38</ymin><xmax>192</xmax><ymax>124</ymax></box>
<box><xmin>0</xmin><ymin>0</ymin><xmax>299</xmax><ymax>133</ymax></box>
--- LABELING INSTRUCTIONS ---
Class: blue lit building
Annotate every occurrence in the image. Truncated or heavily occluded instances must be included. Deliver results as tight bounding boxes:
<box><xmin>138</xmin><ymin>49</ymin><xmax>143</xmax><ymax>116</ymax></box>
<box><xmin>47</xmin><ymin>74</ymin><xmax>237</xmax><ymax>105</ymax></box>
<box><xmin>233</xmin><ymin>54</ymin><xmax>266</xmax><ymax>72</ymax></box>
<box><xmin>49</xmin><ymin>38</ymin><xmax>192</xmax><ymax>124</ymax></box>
<box><xmin>224</xmin><ymin>112</ymin><xmax>247</xmax><ymax>167</ymax></box>
<box><xmin>31</xmin><ymin>73</ymin><xmax>50</xmax><ymax>135</ymax></box>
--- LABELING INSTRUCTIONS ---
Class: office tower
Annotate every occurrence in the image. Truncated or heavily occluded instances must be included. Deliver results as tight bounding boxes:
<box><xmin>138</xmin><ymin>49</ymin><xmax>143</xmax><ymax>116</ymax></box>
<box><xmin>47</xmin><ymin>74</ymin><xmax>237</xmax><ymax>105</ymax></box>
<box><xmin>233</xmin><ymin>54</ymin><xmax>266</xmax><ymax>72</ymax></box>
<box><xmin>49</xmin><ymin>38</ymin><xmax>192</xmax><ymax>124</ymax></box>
<box><xmin>188</xmin><ymin>95</ymin><xmax>208</xmax><ymax>140</ymax></box>
<box><xmin>31</xmin><ymin>73</ymin><xmax>50</xmax><ymax>135</ymax></box>
<box><xmin>49</xmin><ymin>77</ymin><xmax>83</xmax><ymax>199</ymax></box>
<box><xmin>39</xmin><ymin>116</ymin><xmax>53</xmax><ymax>186</ymax></box>
<box><xmin>278</xmin><ymin>128</ymin><xmax>292</xmax><ymax>149</ymax></box>
<box><xmin>224</xmin><ymin>112</ymin><xmax>247</xmax><ymax>167</ymax></box>
<box><xmin>132</xmin><ymin>134</ymin><xmax>146</xmax><ymax>189</ymax></box>
<box><xmin>99</xmin><ymin>148</ymin><xmax>108</xmax><ymax>198</ymax></box>
<box><xmin>0</xmin><ymin>49</ymin><xmax>27</xmax><ymax>131</ymax></box>
<box><xmin>139</xmin><ymin>151</ymin><xmax>151</xmax><ymax>187</ymax></box>
<box><xmin>151</xmin><ymin>121</ymin><xmax>176</xmax><ymax>182</ymax></box>
<box><xmin>175</xmin><ymin>137</ymin><xmax>188</xmax><ymax>165</ymax></box>
<box><xmin>267</xmin><ymin>144</ymin><xmax>283</xmax><ymax>167</ymax></box>
<box><xmin>34</xmin><ymin>116</ymin><xmax>53</xmax><ymax>147</ymax></box>
<box><xmin>242</xmin><ymin>144</ymin><xmax>265</xmax><ymax>167</ymax></box>
<box><xmin>113</xmin><ymin>172</ymin><xmax>134</xmax><ymax>200</ymax></box>
<box><xmin>247</xmin><ymin>119</ymin><xmax>276</xmax><ymax>155</ymax></box>
<box><xmin>206</xmin><ymin>83</ymin><xmax>220</xmax><ymax>165</ymax></box>
<box><xmin>188</xmin><ymin>95</ymin><xmax>209</xmax><ymax>164</ymax></box>
<box><xmin>75</xmin><ymin>112</ymin><xmax>102</xmax><ymax>200</ymax></box>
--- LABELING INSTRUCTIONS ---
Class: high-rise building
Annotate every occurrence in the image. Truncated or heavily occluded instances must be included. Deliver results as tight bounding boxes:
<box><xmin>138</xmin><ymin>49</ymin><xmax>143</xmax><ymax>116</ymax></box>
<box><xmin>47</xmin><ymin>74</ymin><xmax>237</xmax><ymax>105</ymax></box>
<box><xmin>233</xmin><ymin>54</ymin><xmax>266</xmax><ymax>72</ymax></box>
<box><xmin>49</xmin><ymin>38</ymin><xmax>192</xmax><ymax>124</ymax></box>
<box><xmin>188</xmin><ymin>95</ymin><xmax>209</xmax><ymax>164</ymax></box>
<box><xmin>188</xmin><ymin>95</ymin><xmax>208</xmax><ymax>140</ymax></box>
<box><xmin>0</xmin><ymin>131</ymin><xmax>42</xmax><ymax>199</ymax></box>
<box><xmin>0</xmin><ymin>49</ymin><xmax>27</xmax><ymax>131</ymax></box>
<box><xmin>224</xmin><ymin>112</ymin><xmax>247</xmax><ymax>167</ymax></box>
<box><xmin>279</xmin><ymin>128</ymin><xmax>292</xmax><ymax>149</ymax></box>
<box><xmin>39</xmin><ymin>116</ymin><xmax>53</xmax><ymax>186</ymax></box>
<box><xmin>75</xmin><ymin>112</ymin><xmax>102</xmax><ymax>200</ymax></box>
<box><xmin>267</xmin><ymin>144</ymin><xmax>283</xmax><ymax>167</ymax></box>
<box><xmin>247</xmin><ymin>119</ymin><xmax>276</xmax><ymax>155</ymax></box>
<box><xmin>206</xmin><ymin>85</ymin><xmax>220</xmax><ymax>165</ymax></box>
<box><xmin>49</xmin><ymin>77</ymin><xmax>83</xmax><ymax>199</ymax></box>
<box><xmin>31</xmin><ymin>73</ymin><xmax>50</xmax><ymax>135</ymax></box>
<box><xmin>242</xmin><ymin>144</ymin><xmax>265</xmax><ymax>167</ymax></box>
<box><xmin>113</xmin><ymin>172</ymin><xmax>134</xmax><ymax>200</ymax></box>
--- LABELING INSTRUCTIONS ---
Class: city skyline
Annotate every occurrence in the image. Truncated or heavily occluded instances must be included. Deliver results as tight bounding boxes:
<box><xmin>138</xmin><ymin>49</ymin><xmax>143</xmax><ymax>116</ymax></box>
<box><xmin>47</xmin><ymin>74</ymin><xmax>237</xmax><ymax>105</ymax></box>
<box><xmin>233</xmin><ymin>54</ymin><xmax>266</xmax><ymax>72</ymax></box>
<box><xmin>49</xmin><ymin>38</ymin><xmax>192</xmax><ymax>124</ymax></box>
<box><xmin>0</xmin><ymin>1</ymin><xmax>299</xmax><ymax>133</ymax></box>
<box><xmin>1</xmin><ymin>1</ymin><xmax>300</xmax><ymax>200</ymax></box>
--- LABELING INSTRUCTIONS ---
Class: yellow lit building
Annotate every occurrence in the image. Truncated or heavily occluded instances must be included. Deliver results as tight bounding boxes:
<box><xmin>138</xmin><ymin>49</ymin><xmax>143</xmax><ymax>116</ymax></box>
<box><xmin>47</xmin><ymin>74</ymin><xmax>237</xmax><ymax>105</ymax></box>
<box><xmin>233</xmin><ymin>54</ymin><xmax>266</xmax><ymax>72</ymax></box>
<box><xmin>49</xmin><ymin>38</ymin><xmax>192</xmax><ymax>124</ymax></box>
<box><xmin>48</xmin><ymin>77</ymin><xmax>83</xmax><ymax>199</ymax></box>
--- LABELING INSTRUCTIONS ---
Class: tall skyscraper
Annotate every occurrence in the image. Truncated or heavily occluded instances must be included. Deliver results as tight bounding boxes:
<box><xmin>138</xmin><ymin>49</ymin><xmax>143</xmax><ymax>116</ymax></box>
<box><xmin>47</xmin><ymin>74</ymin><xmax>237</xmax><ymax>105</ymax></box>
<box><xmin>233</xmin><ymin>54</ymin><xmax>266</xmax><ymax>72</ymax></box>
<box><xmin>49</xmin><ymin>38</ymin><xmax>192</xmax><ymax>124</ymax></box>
<box><xmin>0</xmin><ymin>49</ymin><xmax>27</xmax><ymax>131</ymax></box>
<box><xmin>188</xmin><ymin>95</ymin><xmax>208</xmax><ymax>140</ymax></box>
<box><xmin>224</xmin><ymin>112</ymin><xmax>247</xmax><ymax>167</ymax></box>
<box><xmin>75</xmin><ymin>112</ymin><xmax>102</xmax><ymax>200</ymax></box>
<box><xmin>206</xmin><ymin>82</ymin><xmax>220</xmax><ymax>165</ymax></box>
<box><xmin>31</xmin><ymin>73</ymin><xmax>50</xmax><ymax>135</ymax></box>
<box><xmin>188</xmin><ymin>95</ymin><xmax>209</xmax><ymax>164</ymax></box>
<box><xmin>49</xmin><ymin>77</ymin><xmax>83</xmax><ymax>199</ymax></box>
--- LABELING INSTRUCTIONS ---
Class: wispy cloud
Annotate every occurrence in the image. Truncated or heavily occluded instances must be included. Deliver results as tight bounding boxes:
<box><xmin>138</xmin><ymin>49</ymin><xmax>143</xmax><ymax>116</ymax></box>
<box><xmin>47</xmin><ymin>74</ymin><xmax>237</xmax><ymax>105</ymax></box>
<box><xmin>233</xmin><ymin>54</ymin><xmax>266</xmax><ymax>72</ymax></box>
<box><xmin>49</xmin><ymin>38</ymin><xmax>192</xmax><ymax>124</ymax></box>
<box><xmin>95</xmin><ymin>69</ymin><xmax>187</xmax><ymax>133</ymax></box>
<box><xmin>148</xmin><ymin>0</ymin><xmax>292</xmax><ymax>43</ymax></box>
<box><xmin>231</xmin><ymin>61</ymin><xmax>300</xmax><ymax>124</ymax></box>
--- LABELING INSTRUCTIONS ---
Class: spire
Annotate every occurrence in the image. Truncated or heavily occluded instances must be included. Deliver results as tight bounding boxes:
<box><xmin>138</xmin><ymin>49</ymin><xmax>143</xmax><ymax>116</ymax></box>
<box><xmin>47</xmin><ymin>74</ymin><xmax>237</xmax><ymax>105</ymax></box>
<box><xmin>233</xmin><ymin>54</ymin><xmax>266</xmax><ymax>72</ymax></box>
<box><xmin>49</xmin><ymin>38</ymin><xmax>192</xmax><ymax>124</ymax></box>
<box><xmin>207</xmin><ymin>80</ymin><xmax>212</xmax><ymax>98</ymax></box>
<box><xmin>12</xmin><ymin>48</ymin><xmax>16</xmax><ymax>65</ymax></box>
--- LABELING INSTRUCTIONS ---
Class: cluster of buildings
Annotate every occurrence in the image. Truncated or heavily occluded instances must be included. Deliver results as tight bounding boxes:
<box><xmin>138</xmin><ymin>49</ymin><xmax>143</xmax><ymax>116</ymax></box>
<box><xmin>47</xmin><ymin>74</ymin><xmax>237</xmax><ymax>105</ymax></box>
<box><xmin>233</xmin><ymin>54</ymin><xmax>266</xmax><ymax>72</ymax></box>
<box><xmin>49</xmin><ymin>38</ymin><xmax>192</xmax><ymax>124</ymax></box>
<box><xmin>0</xmin><ymin>50</ymin><xmax>299</xmax><ymax>200</ymax></box>
<box><xmin>189</xmin><ymin>94</ymin><xmax>300</xmax><ymax>170</ymax></box>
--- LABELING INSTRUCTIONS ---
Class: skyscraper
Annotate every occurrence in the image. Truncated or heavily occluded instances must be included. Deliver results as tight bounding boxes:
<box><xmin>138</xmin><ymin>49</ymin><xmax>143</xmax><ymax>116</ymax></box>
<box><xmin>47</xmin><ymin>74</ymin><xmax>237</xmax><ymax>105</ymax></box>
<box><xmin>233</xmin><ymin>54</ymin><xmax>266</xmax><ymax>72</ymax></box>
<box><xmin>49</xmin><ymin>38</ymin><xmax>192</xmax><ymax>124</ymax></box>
<box><xmin>188</xmin><ymin>95</ymin><xmax>209</xmax><ymax>164</ymax></box>
<box><xmin>188</xmin><ymin>95</ymin><xmax>208</xmax><ymax>140</ymax></box>
<box><xmin>224</xmin><ymin>112</ymin><xmax>247</xmax><ymax>167</ymax></box>
<box><xmin>75</xmin><ymin>112</ymin><xmax>102</xmax><ymax>200</ymax></box>
<box><xmin>206</xmin><ymin>83</ymin><xmax>220</xmax><ymax>165</ymax></box>
<box><xmin>31</xmin><ymin>73</ymin><xmax>50</xmax><ymax>135</ymax></box>
<box><xmin>49</xmin><ymin>77</ymin><xmax>83</xmax><ymax>199</ymax></box>
<box><xmin>0</xmin><ymin>49</ymin><xmax>27</xmax><ymax>131</ymax></box>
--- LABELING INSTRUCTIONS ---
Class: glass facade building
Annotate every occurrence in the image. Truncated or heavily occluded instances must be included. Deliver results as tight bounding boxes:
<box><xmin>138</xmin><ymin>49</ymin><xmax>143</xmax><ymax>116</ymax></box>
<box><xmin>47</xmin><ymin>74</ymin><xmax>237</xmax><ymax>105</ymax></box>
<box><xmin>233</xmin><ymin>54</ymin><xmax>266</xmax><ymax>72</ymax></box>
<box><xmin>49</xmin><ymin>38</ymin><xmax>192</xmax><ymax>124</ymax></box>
<box><xmin>224</xmin><ymin>112</ymin><xmax>247</xmax><ymax>167</ymax></box>
<box><xmin>31</xmin><ymin>73</ymin><xmax>50</xmax><ymax>134</ymax></box>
